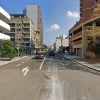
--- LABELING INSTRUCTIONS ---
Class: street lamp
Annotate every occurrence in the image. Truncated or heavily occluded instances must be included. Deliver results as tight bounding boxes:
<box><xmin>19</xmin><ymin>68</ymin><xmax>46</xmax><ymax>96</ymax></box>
<box><xmin>17</xmin><ymin>47</ymin><xmax>19</xmax><ymax>57</ymax></box>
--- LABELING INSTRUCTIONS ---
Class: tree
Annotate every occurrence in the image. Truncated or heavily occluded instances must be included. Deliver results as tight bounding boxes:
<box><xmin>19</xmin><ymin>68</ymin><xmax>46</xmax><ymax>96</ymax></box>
<box><xmin>1</xmin><ymin>40</ymin><xmax>16</xmax><ymax>58</ymax></box>
<box><xmin>87</xmin><ymin>41</ymin><xmax>95</xmax><ymax>52</ymax></box>
<box><xmin>94</xmin><ymin>43</ymin><xmax>100</xmax><ymax>54</ymax></box>
<box><xmin>87</xmin><ymin>42</ymin><xmax>100</xmax><ymax>54</ymax></box>
<box><xmin>41</xmin><ymin>44</ymin><xmax>48</xmax><ymax>50</ymax></box>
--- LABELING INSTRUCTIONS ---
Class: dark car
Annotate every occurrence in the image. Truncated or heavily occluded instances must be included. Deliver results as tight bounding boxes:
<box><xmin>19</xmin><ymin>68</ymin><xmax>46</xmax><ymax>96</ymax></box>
<box><xmin>49</xmin><ymin>51</ymin><xmax>55</xmax><ymax>56</ymax></box>
<box><xmin>35</xmin><ymin>53</ymin><xmax>44</xmax><ymax>59</ymax></box>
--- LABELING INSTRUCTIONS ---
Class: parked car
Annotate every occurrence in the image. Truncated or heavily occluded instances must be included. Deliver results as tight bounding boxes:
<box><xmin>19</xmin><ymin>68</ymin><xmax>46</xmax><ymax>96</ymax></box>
<box><xmin>35</xmin><ymin>53</ymin><xmax>44</xmax><ymax>59</ymax></box>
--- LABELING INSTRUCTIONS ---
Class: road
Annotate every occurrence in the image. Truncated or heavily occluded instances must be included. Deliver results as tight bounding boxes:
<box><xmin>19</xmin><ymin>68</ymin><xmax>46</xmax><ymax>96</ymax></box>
<box><xmin>0</xmin><ymin>54</ymin><xmax>100</xmax><ymax>100</ymax></box>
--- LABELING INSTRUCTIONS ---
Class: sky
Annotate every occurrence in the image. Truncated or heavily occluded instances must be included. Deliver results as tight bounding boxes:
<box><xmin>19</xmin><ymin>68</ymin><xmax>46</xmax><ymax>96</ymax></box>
<box><xmin>0</xmin><ymin>0</ymin><xmax>80</xmax><ymax>45</ymax></box>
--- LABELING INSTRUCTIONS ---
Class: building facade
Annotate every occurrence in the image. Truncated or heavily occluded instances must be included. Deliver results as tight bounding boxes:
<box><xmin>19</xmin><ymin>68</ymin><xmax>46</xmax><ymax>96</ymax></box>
<box><xmin>0</xmin><ymin>7</ymin><xmax>10</xmax><ymax>57</ymax></box>
<box><xmin>23</xmin><ymin>5</ymin><xmax>43</xmax><ymax>47</ymax></box>
<box><xmin>55</xmin><ymin>35</ymin><xmax>69</xmax><ymax>52</ymax></box>
<box><xmin>7</xmin><ymin>14</ymin><xmax>35</xmax><ymax>55</ymax></box>
<box><xmin>69</xmin><ymin>0</ymin><xmax>100</xmax><ymax>58</ymax></box>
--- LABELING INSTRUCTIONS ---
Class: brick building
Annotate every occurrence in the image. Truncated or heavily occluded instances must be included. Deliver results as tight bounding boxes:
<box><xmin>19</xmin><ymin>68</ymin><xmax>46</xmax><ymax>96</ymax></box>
<box><xmin>69</xmin><ymin>0</ymin><xmax>100</xmax><ymax>58</ymax></box>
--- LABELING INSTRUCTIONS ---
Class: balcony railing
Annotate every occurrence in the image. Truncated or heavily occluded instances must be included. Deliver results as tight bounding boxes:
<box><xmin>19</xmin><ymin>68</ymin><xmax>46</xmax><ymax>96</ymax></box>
<box><xmin>0</xmin><ymin>20</ymin><xmax>10</xmax><ymax>32</ymax></box>
<box><xmin>71</xmin><ymin>32</ymin><xmax>82</xmax><ymax>40</ymax></box>
<box><xmin>72</xmin><ymin>40</ymin><xmax>82</xmax><ymax>45</ymax></box>
<box><xmin>0</xmin><ymin>7</ymin><xmax>10</xmax><ymax>23</ymax></box>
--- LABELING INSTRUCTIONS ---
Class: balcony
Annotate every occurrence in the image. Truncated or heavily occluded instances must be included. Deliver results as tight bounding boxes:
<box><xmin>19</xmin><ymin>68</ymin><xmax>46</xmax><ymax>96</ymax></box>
<box><xmin>0</xmin><ymin>33</ymin><xmax>10</xmax><ymax>40</ymax></box>
<box><xmin>72</xmin><ymin>40</ymin><xmax>82</xmax><ymax>45</ymax></box>
<box><xmin>0</xmin><ymin>20</ymin><xmax>10</xmax><ymax>32</ymax></box>
<box><xmin>71</xmin><ymin>32</ymin><xmax>82</xmax><ymax>40</ymax></box>
<box><xmin>23</xmin><ymin>24</ymin><xmax>30</xmax><ymax>28</ymax></box>
<box><xmin>23</xmin><ymin>36</ymin><xmax>30</xmax><ymax>38</ymax></box>
<box><xmin>0</xmin><ymin>7</ymin><xmax>10</xmax><ymax>23</ymax></box>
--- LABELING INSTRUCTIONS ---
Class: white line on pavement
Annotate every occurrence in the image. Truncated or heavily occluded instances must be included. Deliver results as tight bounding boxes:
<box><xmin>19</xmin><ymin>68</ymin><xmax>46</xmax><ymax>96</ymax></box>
<box><xmin>16</xmin><ymin>64</ymin><xmax>21</xmax><ymax>67</ymax></box>
<box><xmin>22</xmin><ymin>66</ymin><xmax>29</xmax><ymax>76</ymax></box>
<box><xmin>39</xmin><ymin>57</ymin><xmax>46</xmax><ymax>70</ymax></box>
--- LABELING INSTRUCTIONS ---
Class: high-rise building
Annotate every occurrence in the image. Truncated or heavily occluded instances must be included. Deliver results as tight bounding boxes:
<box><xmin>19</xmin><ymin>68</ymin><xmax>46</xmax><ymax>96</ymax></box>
<box><xmin>80</xmin><ymin>0</ymin><xmax>93</xmax><ymax>18</ymax></box>
<box><xmin>23</xmin><ymin>5</ymin><xmax>43</xmax><ymax>47</ymax></box>
<box><xmin>80</xmin><ymin>0</ymin><xmax>100</xmax><ymax>18</ymax></box>
<box><xmin>0</xmin><ymin>7</ymin><xmax>10</xmax><ymax>40</ymax></box>
<box><xmin>0</xmin><ymin>7</ymin><xmax>10</xmax><ymax>57</ymax></box>
<box><xmin>7</xmin><ymin>14</ymin><xmax>35</xmax><ymax>55</ymax></box>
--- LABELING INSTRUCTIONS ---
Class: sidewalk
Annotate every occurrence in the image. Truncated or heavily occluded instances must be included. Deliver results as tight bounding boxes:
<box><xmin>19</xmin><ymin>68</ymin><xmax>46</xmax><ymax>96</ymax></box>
<box><xmin>64</xmin><ymin>55</ymin><xmax>100</xmax><ymax>72</ymax></box>
<box><xmin>0</xmin><ymin>56</ymin><xmax>27</xmax><ymax>67</ymax></box>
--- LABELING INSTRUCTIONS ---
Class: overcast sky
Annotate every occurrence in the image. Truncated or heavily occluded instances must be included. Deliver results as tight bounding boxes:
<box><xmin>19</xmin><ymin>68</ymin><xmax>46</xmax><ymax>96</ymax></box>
<box><xmin>0</xmin><ymin>0</ymin><xmax>80</xmax><ymax>45</ymax></box>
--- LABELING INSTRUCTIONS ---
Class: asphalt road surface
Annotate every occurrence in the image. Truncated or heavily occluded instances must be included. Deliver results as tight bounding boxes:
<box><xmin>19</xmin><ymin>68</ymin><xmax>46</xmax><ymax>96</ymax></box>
<box><xmin>0</xmin><ymin>54</ymin><xmax>100</xmax><ymax>100</ymax></box>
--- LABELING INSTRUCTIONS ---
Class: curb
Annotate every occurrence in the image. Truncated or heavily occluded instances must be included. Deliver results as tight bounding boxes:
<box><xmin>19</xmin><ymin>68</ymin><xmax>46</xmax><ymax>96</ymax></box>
<box><xmin>64</xmin><ymin>56</ymin><xmax>100</xmax><ymax>72</ymax></box>
<box><xmin>0</xmin><ymin>56</ymin><xmax>28</xmax><ymax>66</ymax></box>
<box><xmin>74</xmin><ymin>60</ymin><xmax>100</xmax><ymax>72</ymax></box>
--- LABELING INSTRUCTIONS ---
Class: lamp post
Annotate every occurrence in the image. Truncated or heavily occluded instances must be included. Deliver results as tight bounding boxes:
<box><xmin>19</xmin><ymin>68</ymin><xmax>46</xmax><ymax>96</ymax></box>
<box><xmin>17</xmin><ymin>47</ymin><xmax>19</xmax><ymax>57</ymax></box>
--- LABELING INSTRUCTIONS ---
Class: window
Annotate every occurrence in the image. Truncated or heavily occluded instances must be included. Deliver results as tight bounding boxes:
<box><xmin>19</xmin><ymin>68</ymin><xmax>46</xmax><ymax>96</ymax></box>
<box><xmin>10</xmin><ymin>28</ymin><xmax>15</xmax><ymax>32</ymax></box>
<box><xmin>96</xmin><ymin>36</ymin><xmax>100</xmax><ymax>40</ymax></box>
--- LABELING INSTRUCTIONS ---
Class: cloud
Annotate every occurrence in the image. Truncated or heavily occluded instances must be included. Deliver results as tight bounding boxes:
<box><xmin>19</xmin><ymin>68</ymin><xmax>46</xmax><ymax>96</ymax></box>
<box><xmin>46</xmin><ymin>24</ymin><xmax>60</xmax><ymax>33</ymax></box>
<box><xmin>66</xmin><ymin>11</ymin><xmax>80</xmax><ymax>19</ymax></box>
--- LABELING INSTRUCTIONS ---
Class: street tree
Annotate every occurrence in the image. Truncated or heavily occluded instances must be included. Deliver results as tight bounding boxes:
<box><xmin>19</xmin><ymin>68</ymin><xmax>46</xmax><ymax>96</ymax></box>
<box><xmin>2</xmin><ymin>40</ymin><xmax>16</xmax><ymax>58</ymax></box>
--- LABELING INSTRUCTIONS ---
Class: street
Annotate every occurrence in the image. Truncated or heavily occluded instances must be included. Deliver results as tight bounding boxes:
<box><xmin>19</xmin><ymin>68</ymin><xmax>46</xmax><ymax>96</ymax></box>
<box><xmin>0</xmin><ymin>54</ymin><xmax>100</xmax><ymax>100</ymax></box>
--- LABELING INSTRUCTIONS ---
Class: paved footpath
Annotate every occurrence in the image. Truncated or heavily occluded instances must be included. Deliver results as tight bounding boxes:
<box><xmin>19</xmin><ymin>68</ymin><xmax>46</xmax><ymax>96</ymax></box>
<box><xmin>0</xmin><ymin>56</ymin><xmax>27</xmax><ymax>67</ymax></box>
<box><xmin>64</xmin><ymin>55</ymin><xmax>100</xmax><ymax>72</ymax></box>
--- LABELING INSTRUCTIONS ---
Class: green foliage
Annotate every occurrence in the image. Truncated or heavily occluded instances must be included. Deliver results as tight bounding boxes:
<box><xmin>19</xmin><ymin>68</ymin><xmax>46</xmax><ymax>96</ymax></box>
<box><xmin>41</xmin><ymin>44</ymin><xmax>48</xmax><ymax>50</ymax></box>
<box><xmin>87</xmin><ymin>42</ymin><xmax>95</xmax><ymax>52</ymax></box>
<box><xmin>1</xmin><ymin>40</ymin><xmax>16</xmax><ymax>58</ymax></box>
<box><xmin>94</xmin><ymin>43</ymin><xmax>100</xmax><ymax>54</ymax></box>
<box><xmin>87</xmin><ymin>42</ymin><xmax>100</xmax><ymax>54</ymax></box>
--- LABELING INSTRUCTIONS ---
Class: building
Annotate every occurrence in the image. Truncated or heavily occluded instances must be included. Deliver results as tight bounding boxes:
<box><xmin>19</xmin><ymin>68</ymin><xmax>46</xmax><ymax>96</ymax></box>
<box><xmin>0</xmin><ymin>7</ymin><xmax>10</xmax><ymax>57</ymax></box>
<box><xmin>23</xmin><ymin>5</ymin><xmax>43</xmax><ymax>47</ymax></box>
<box><xmin>7</xmin><ymin>14</ymin><xmax>35</xmax><ymax>55</ymax></box>
<box><xmin>55</xmin><ymin>35</ymin><xmax>69</xmax><ymax>52</ymax></box>
<box><xmin>69</xmin><ymin>0</ymin><xmax>100</xmax><ymax>58</ymax></box>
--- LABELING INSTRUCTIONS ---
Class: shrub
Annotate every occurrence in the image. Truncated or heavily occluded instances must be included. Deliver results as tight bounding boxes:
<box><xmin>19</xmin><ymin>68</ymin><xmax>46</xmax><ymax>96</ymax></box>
<box><xmin>1</xmin><ymin>40</ymin><xmax>16</xmax><ymax>58</ymax></box>
<box><xmin>87</xmin><ymin>42</ymin><xmax>100</xmax><ymax>54</ymax></box>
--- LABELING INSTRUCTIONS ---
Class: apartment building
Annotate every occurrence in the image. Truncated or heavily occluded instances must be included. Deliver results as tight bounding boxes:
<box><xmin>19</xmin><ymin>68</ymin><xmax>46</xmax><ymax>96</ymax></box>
<box><xmin>69</xmin><ymin>0</ymin><xmax>100</xmax><ymax>57</ymax></box>
<box><xmin>0</xmin><ymin>7</ymin><xmax>10</xmax><ymax>57</ymax></box>
<box><xmin>23</xmin><ymin>5</ymin><xmax>43</xmax><ymax>47</ymax></box>
<box><xmin>8</xmin><ymin>14</ymin><xmax>35</xmax><ymax>55</ymax></box>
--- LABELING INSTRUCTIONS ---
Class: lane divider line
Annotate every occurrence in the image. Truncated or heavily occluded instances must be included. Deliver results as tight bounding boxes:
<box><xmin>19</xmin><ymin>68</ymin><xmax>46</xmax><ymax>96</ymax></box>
<box><xmin>39</xmin><ymin>57</ymin><xmax>46</xmax><ymax>70</ymax></box>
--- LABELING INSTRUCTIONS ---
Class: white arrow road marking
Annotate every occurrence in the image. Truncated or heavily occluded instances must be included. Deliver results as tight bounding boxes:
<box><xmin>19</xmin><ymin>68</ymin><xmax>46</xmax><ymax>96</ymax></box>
<box><xmin>22</xmin><ymin>66</ymin><xmax>29</xmax><ymax>76</ymax></box>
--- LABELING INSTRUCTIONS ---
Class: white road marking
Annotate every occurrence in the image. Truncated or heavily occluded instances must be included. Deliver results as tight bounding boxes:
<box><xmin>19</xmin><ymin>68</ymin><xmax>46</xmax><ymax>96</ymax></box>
<box><xmin>40</xmin><ymin>60</ymin><xmax>64</xmax><ymax>100</ymax></box>
<box><xmin>39</xmin><ymin>57</ymin><xmax>46</xmax><ymax>70</ymax></box>
<box><xmin>16</xmin><ymin>64</ymin><xmax>20</xmax><ymax>67</ymax></box>
<box><xmin>22</xmin><ymin>66</ymin><xmax>29</xmax><ymax>76</ymax></box>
